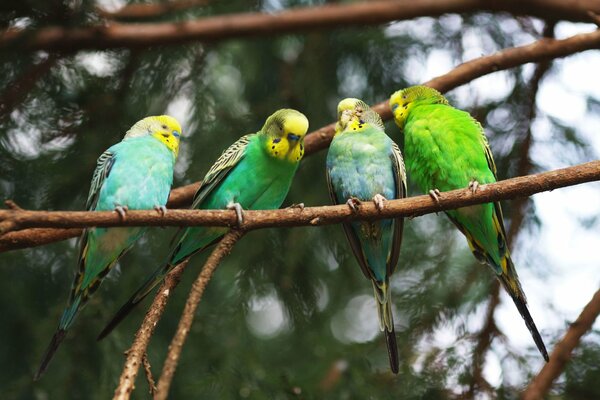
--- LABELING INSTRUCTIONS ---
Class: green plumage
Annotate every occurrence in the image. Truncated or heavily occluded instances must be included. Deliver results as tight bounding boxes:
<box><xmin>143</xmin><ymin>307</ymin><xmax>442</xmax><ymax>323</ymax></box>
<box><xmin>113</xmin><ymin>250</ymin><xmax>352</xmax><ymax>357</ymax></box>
<box><xmin>390</xmin><ymin>86</ymin><xmax>549</xmax><ymax>361</ymax></box>
<box><xmin>98</xmin><ymin>109</ymin><xmax>309</xmax><ymax>339</ymax></box>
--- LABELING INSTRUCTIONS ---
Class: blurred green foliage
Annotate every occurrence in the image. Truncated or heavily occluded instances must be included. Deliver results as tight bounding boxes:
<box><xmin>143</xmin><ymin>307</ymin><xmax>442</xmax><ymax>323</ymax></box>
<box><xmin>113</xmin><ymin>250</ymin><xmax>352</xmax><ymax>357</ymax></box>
<box><xmin>0</xmin><ymin>1</ymin><xmax>598</xmax><ymax>399</ymax></box>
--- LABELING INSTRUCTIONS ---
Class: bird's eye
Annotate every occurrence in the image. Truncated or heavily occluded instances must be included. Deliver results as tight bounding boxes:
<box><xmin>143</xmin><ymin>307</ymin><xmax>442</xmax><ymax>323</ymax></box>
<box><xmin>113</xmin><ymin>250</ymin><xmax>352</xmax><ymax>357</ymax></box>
<box><xmin>402</xmin><ymin>95</ymin><xmax>407</xmax><ymax>100</ymax></box>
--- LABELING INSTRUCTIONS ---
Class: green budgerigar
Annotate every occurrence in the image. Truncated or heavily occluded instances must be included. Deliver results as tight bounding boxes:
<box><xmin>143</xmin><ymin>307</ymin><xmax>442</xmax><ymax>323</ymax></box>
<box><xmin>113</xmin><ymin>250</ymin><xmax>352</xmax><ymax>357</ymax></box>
<box><xmin>35</xmin><ymin>116</ymin><xmax>182</xmax><ymax>379</ymax></box>
<box><xmin>98</xmin><ymin>109</ymin><xmax>309</xmax><ymax>339</ymax></box>
<box><xmin>389</xmin><ymin>85</ymin><xmax>549</xmax><ymax>361</ymax></box>
<box><xmin>327</xmin><ymin>99</ymin><xmax>406</xmax><ymax>374</ymax></box>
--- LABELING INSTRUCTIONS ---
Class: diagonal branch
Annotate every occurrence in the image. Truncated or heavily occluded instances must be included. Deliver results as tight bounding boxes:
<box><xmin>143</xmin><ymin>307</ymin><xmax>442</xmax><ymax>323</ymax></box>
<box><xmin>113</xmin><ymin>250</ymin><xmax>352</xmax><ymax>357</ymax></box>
<box><xmin>113</xmin><ymin>261</ymin><xmax>188</xmax><ymax>400</ymax></box>
<box><xmin>1</xmin><ymin>0</ymin><xmax>599</xmax><ymax>51</ymax></box>
<box><xmin>522</xmin><ymin>289</ymin><xmax>600</xmax><ymax>400</ymax></box>
<box><xmin>1</xmin><ymin>160</ymin><xmax>599</xmax><ymax>234</ymax></box>
<box><xmin>2</xmin><ymin>29</ymin><xmax>600</xmax><ymax>251</ymax></box>
<box><xmin>154</xmin><ymin>229</ymin><xmax>245</xmax><ymax>400</ymax></box>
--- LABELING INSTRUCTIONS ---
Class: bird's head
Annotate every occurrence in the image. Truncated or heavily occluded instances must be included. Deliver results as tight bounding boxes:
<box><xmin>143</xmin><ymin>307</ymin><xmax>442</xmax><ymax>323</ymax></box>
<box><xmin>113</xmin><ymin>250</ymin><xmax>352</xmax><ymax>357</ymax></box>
<box><xmin>262</xmin><ymin>109</ymin><xmax>309</xmax><ymax>163</ymax></box>
<box><xmin>125</xmin><ymin>115</ymin><xmax>182</xmax><ymax>156</ymax></box>
<box><xmin>335</xmin><ymin>98</ymin><xmax>384</xmax><ymax>135</ymax></box>
<box><xmin>389</xmin><ymin>85</ymin><xmax>448</xmax><ymax>129</ymax></box>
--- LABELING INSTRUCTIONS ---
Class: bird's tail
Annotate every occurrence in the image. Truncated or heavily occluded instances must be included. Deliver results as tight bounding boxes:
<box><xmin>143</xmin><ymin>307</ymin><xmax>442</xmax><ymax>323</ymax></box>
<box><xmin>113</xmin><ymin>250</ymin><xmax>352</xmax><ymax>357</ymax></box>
<box><xmin>372</xmin><ymin>280</ymin><xmax>399</xmax><ymax>374</ymax></box>
<box><xmin>498</xmin><ymin>254</ymin><xmax>549</xmax><ymax>362</ymax></box>
<box><xmin>97</xmin><ymin>262</ymin><xmax>174</xmax><ymax>340</ymax></box>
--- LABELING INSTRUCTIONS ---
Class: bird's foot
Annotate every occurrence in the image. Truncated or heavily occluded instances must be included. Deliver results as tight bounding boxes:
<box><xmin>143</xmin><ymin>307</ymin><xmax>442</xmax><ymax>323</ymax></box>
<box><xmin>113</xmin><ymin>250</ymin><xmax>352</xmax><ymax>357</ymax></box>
<box><xmin>372</xmin><ymin>194</ymin><xmax>387</xmax><ymax>211</ymax></box>
<box><xmin>153</xmin><ymin>205</ymin><xmax>167</xmax><ymax>216</ymax></box>
<box><xmin>287</xmin><ymin>203</ymin><xmax>305</xmax><ymax>211</ymax></box>
<box><xmin>428</xmin><ymin>189</ymin><xmax>441</xmax><ymax>204</ymax></box>
<box><xmin>468</xmin><ymin>179</ymin><xmax>479</xmax><ymax>194</ymax></box>
<box><xmin>114</xmin><ymin>205</ymin><xmax>129</xmax><ymax>220</ymax></box>
<box><xmin>346</xmin><ymin>197</ymin><xmax>362</xmax><ymax>213</ymax></box>
<box><xmin>227</xmin><ymin>202</ymin><xmax>244</xmax><ymax>227</ymax></box>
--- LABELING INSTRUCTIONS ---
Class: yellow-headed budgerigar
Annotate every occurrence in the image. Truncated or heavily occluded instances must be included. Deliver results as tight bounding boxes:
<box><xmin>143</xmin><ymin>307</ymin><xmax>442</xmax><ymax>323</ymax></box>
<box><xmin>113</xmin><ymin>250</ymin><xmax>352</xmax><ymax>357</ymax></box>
<box><xmin>326</xmin><ymin>98</ymin><xmax>406</xmax><ymax>374</ymax></box>
<box><xmin>34</xmin><ymin>116</ymin><xmax>182</xmax><ymax>379</ymax></box>
<box><xmin>98</xmin><ymin>109</ymin><xmax>309</xmax><ymax>339</ymax></box>
<box><xmin>389</xmin><ymin>85</ymin><xmax>548</xmax><ymax>361</ymax></box>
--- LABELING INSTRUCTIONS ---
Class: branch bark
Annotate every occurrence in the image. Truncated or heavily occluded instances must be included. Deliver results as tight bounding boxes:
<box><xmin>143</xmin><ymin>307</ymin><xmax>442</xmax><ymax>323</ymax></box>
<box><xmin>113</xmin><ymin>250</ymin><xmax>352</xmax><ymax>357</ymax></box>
<box><xmin>1</xmin><ymin>160</ymin><xmax>599</xmax><ymax>234</ymax></box>
<box><xmin>1</xmin><ymin>0</ymin><xmax>599</xmax><ymax>51</ymax></box>
<box><xmin>113</xmin><ymin>261</ymin><xmax>188</xmax><ymax>400</ymax></box>
<box><xmin>2</xmin><ymin>29</ymin><xmax>600</xmax><ymax>251</ymax></box>
<box><xmin>521</xmin><ymin>289</ymin><xmax>600</xmax><ymax>400</ymax></box>
<box><xmin>154</xmin><ymin>230</ymin><xmax>245</xmax><ymax>400</ymax></box>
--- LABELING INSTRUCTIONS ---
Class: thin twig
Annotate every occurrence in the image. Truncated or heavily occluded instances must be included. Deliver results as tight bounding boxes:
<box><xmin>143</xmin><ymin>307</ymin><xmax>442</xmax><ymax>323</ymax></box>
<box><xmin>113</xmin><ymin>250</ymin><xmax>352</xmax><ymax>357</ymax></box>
<box><xmin>521</xmin><ymin>289</ymin><xmax>600</xmax><ymax>400</ymax></box>
<box><xmin>1</xmin><ymin>0</ymin><xmax>599</xmax><ymax>51</ymax></box>
<box><xmin>154</xmin><ymin>230</ymin><xmax>245</xmax><ymax>400</ymax></box>
<box><xmin>3</xmin><ymin>29</ymin><xmax>600</xmax><ymax>252</ymax></box>
<box><xmin>1</xmin><ymin>160</ymin><xmax>600</xmax><ymax>235</ymax></box>
<box><xmin>142</xmin><ymin>353</ymin><xmax>157</xmax><ymax>396</ymax></box>
<box><xmin>113</xmin><ymin>261</ymin><xmax>188</xmax><ymax>400</ymax></box>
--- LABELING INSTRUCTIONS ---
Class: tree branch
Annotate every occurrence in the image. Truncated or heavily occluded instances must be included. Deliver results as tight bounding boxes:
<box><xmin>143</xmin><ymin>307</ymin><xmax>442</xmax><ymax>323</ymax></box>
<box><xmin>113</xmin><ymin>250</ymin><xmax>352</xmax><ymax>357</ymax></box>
<box><xmin>521</xmin><ymin>289</ymin><xmax>600</xmax><ymax>400</ymax></box>
<box><xmin>154</xmin><ymin>229</ymin><xmax>245</xmax><ymax>400</ymax></box>
<box><xmin>1</xmin><ymin>0</ymin><xmax>599</xmax><ymax>51</ymax></box>
<box><xmin>113</xmin><ymin>261</ymin><xmax>188</xmax><ymax>400</ymax></box>
<box><xmin>2</xmin><ymin>29</ymin><xmax>600</xmax><ymax>251</ymax></box>
<box><xmin>1</xmin><ymin>160</ymin><xmax>599</xmax><ymax>235</ymax></box>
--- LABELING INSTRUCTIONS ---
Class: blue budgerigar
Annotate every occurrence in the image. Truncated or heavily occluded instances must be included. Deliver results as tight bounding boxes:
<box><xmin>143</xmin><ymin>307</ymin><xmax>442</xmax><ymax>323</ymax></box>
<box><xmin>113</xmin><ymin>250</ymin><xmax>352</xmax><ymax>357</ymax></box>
<box><xmin>34</xmin><ymin>115</ymin><xmax>182</xmax><ymax>380</ymax></box>
<box><xmin>326</xmin><ymin>99</ymin><xmax>407</xmax><ymax>374</ymax></box>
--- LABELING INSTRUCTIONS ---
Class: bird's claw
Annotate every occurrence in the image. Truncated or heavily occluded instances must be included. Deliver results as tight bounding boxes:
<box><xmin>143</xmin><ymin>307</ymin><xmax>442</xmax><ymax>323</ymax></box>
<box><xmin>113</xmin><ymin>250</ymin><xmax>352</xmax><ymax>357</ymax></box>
<box><xmin>287</xmin><ymin>203</ymin><xmax>305</xmax><ymax>211</ymax></box>
<box><xmin>153</xmin><ymin>205</ymin><xmax>168</xmax><ymax>216</ymax></box>
<box><xmin>372</xmin><ymin>194</ymin><xmax>387</xmax><ymax>211</ymax></box>
<box><xmin>114</xmin><ymin>205</ymin><xmax>129</xmax><ymax>220</ymax></box>
<box><xmin>227</xmin><ymin>202</ymin><xmax>244</xmax><ymax>227</ymax></box>
<box><xmin>468</xmin><ymin>180</ymin><xmax>479</xmax><ymax>194</ymax></box>
<box><xmin>428</xmin><ymin>189</ymin><xmax>441</xmax><ymax>204</ymax></box>
<box><xmin>346</xmin><ymin>197</ymin><xmax>362</xmax><ymax>213</ymax></box>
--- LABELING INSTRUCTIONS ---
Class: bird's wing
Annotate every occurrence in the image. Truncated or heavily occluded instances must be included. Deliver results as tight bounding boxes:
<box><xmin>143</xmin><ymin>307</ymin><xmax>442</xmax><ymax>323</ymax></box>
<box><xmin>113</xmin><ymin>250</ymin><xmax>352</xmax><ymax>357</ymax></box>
<box><xmin>325</xmin><ymin>166</ymin><xmax>374</xmax><ymax>281</ymax></box>
<box><xmin>387</xmin><ymin>141</ymin><xmax>407</xmax><ymax>276</ymax></box>
<box><xmin>190</xmin><ymin>134</ymin><xmax>254</xmax><ymax>209</ymax></box>
<box><xmin>86</xmin><ymin>150</ymin><xmax>116</xmax><ymax>211</ymax></box>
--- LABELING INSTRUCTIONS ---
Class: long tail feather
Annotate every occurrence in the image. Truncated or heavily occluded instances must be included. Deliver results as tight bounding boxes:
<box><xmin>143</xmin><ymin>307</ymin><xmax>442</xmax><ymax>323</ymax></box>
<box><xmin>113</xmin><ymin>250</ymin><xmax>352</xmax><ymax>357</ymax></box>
<box><xmin>499</xmin><ymin>255</ymin><xmax>548</xmax><ymax>361</ymax></box>
<box><xmin>97</xmin><ymin>263</ymin><xmax>173</xmax><ymax>340</ymax></box>
<box><xmin>34</xmin><ymin>329</ymin><xmax>67</xmax><ymax>380</ymax></box>
<box><xmin>372</xmin><ymin>281</ymin><xmax>399</xmax><ymax>373</ymax></box>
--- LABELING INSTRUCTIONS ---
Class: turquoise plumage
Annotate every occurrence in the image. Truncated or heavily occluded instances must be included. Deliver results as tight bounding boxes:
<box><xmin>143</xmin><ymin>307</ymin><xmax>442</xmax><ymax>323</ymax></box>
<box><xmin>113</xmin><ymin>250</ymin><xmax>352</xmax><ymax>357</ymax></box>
<box><xmin>98</xmin><ymin>109</ymin><xmax>309</xmax><ymax>339</ymax></box>
<box><xmin>326</xmin><ymin>99</ymin><xmax>406</xmax><ymax>374</ymax></box>
<box><xmin>35</xmin><ymin>116</ymin><xmax>182</xmax><ymax>379</ymax></box>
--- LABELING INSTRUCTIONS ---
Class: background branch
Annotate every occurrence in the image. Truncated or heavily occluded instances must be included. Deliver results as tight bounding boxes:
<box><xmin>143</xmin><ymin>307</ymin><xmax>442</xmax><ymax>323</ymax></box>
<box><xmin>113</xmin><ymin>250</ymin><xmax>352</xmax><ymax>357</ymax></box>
<box><xmin>154</xmin><ymin>230</ymin><xmax>244</xmax><ymax>400</ymax></box>
<box><xmin>522</xmin><ymin>289</ymin><xmax>600</xmax><ymax>400</ymax></box>
<box><xmin>1</xmin><ymin>0</ymin><xmax>599</xmax><ymax>51</ymax></box>
<box><xmin>2</xmin><ymin>29</ymin><xmax>599</xmax><ymax>252</ymax></box>
<box><xmin>97</xmin><ymin>0</ymin><xmax>212</xmax><ymax>20</ymax></box>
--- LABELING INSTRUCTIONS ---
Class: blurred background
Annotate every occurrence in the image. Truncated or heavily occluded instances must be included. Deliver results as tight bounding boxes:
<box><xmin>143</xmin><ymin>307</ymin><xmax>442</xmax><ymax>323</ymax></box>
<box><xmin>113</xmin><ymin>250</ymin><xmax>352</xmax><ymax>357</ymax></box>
<box><xmin>0</xmin><ymin>1</ymin><xmax>599</xmax><ymax>398</ymax></box>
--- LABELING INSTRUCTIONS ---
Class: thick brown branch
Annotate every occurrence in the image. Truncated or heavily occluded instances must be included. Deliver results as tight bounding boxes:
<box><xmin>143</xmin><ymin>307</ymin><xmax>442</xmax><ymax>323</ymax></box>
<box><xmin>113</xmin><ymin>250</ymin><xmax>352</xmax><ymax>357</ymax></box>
<box><xmin>113</xmin><ymin>261</ymin><xmax>188</xmax><ymax>400</ymax></box>
<box><xmin>522</xmin><ymin>289</ymin><xmax>600</xmax><ymax>400</ymax></box>
<box><xmin>1</xmin><ymin>160</ymin><xmax>599</xmax><ymax>234</ymax></box>
<box><xmin>154</xmin><ymin>230</ymin><xmax>244</xmax><ymax>400</ymax></box>
<box><xmin>1</xmin><ymin>0</ymin><xmax>599</xmax><ymax>51</ymax></box>
<box><xmin>2</xmin><ymin>29</ymin><xmax>600</xmax><ymax>251</ymax></box>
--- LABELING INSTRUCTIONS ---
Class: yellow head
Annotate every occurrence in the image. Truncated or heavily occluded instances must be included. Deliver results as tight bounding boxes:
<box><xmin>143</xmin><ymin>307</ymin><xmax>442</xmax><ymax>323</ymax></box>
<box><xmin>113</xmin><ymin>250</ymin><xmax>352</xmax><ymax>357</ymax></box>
<box><xmin>262</xmin><ymin>109</ymin><xmax>309</xmax><ymax>163</ymax></box>
<box><xmin>125</xmin><ymin>115</ymin><xmax>182</xmax><ymax>156</ymax></box>
<box><xmin>335</xmin><ymin>98</ymin><xmax>384</xmax><ymax>135</ymax></box>
<box><xmin>389</xmin><ymin>85</ymin><xmax>448</xmax><ymax>129</ymax></box>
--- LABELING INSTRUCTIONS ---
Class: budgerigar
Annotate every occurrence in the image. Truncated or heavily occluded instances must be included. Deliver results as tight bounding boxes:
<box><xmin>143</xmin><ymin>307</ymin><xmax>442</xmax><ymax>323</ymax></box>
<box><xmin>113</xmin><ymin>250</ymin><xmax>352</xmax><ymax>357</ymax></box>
<box><xmin>326</xmin><ymin>98</ymin><xmax>406</xmax><ymax>374</ymax></box>
<box><xmin>389</xmin><ymin>85</ymin><xmax>549</xmax><ymax>361</ymax></box>
<box><xmin>98</xmin><ymin>109</ymin><xmax>309</xmax><ymax>339</ymax></box>
<box><xmin>35</xmin><ymin>116</ymin><xmax>182</xmax><ymax>379</ymax></box>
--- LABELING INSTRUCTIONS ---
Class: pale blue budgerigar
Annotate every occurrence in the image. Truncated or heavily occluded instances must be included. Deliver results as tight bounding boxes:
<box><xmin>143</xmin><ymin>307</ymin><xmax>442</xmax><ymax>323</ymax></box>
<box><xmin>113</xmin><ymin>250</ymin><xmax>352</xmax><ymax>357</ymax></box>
<box><xmin>326</xmin><ymin>99</ymin><xmax>407</xmax><ymax>374</ymax></box>
<box><xmin>34</xmin><ymin>116</ymin><xmax>182</xmax><ymax>380</ymax></box>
